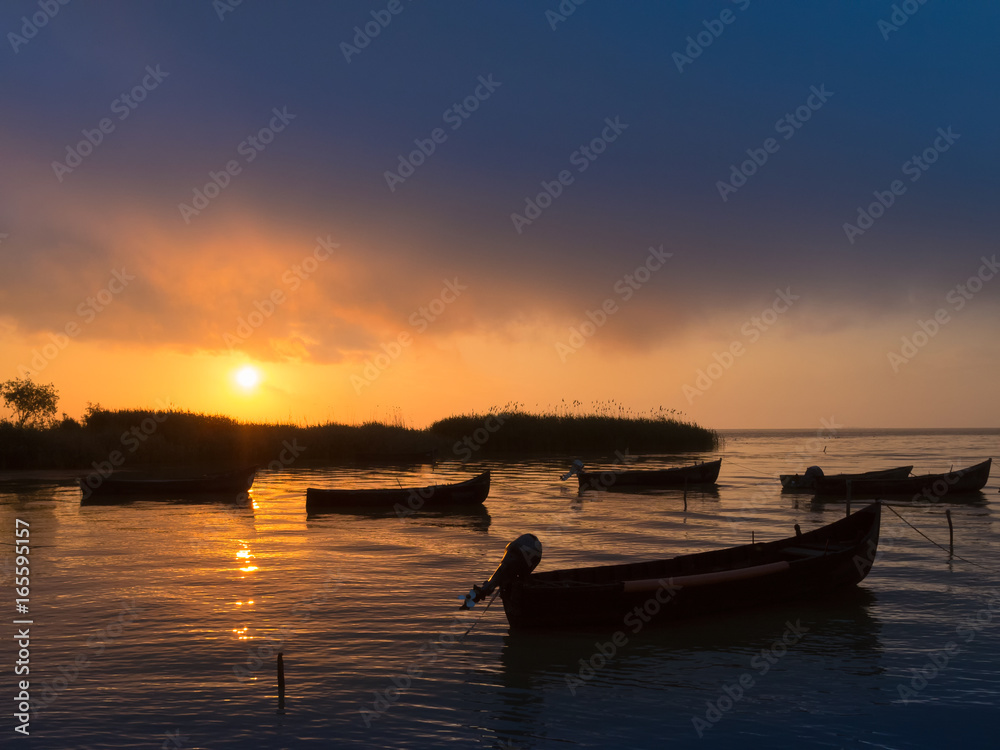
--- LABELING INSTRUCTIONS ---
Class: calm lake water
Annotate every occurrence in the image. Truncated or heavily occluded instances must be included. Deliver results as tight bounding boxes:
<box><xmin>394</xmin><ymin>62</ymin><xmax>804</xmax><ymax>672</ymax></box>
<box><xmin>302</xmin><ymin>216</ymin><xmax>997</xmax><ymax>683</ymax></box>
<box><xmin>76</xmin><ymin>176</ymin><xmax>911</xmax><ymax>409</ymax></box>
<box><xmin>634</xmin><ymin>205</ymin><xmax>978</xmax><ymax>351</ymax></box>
<box><xmin>1</xmin><ymin>429</ymin><xmax>998</xmax><ymax>749</ymax></box>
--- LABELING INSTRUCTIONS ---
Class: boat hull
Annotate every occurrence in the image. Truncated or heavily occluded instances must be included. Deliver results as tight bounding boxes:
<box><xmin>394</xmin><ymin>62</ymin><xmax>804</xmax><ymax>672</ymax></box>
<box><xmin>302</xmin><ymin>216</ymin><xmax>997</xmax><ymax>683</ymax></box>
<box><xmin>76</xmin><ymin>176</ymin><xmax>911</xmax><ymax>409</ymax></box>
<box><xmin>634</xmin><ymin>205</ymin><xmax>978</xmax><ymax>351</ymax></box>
<box><xmin>578</xmin><ymin>459</ymin><xmax>721</xmax><ymax>491</ymax></box>
<box><xmin>305</xmin><ymin>471</ymin><xmax>490</xmax><ymax>512</ymax></box>
<box><xmin>499</xmin><ymin>502</ymin><xmax>880</xmax><ymax>631</ymax></box>
<box><xmin>812</xmin><ymin>459</ymin><xmax>990</xmax><ymax>498</ymax></box>
<box><xmin>780</xmin><ymin>465</ymin><xmax>912</xmax><ymax>492</ymax></box>
<box><xmin>79</xmin><ymin>466</ymin><xmax>257</xmax><ymax>501</ymax></box>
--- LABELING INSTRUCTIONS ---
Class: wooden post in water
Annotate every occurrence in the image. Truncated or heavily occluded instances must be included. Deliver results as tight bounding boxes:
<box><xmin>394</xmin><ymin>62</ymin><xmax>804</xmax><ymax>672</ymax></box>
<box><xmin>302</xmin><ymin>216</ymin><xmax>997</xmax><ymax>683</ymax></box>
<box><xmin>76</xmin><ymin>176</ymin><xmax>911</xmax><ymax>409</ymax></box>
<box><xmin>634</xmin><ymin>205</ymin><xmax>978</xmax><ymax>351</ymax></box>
<box><xmin>683</xmin><ymin>478</ymin><xmax>688</xmax><ymax>512</ymax></box>
<box><xmin>945</xmin><ymin>509</ymin><xmax>954</xmax><ymax>557</ymax></box>
<box><xmin>845</xmin><ymin>480</ymin><xmax>852</xmax><ymax>517</ymax></box>
<box><xmin>277</xmin><ymin>652</ymin><xmax>286</xmax><ymax>715</ymax></box>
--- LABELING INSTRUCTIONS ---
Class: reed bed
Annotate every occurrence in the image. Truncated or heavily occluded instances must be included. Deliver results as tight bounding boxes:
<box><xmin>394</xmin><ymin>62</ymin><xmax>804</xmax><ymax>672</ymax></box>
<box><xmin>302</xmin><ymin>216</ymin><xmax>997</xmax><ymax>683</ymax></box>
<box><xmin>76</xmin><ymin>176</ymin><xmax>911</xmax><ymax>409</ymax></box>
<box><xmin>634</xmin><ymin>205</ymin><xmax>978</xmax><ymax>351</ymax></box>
<box><xmin>0</xmin><ymin>401</ymin><xmax>716</xmax><ymax>470</ymax></box>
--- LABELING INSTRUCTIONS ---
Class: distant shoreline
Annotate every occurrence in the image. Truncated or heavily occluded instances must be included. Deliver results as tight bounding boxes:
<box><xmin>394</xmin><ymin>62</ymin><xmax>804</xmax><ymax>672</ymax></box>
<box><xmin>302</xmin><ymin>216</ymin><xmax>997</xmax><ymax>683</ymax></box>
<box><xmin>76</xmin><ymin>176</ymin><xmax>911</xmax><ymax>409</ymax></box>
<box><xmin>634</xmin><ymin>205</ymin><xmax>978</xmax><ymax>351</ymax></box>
<box><xmin>0</xmin><ymin>407</ymin><xmax>719</xmax><ymax>471</ymax></box>
<box><xmin>717</xmin><ymin>427</ymin><xmax>1000</xmax><ymax>435</ymax></box>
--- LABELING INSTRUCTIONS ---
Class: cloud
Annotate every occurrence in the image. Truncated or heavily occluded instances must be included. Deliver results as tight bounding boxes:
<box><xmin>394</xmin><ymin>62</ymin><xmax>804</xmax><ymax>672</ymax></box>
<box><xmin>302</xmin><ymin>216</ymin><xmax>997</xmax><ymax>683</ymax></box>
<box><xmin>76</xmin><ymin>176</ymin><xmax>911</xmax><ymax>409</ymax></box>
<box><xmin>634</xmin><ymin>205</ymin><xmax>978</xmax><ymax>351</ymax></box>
<box><xmin>1</xmin><ymin>0</ymin><xmax>997</xmax><ymax>410</ymax></box>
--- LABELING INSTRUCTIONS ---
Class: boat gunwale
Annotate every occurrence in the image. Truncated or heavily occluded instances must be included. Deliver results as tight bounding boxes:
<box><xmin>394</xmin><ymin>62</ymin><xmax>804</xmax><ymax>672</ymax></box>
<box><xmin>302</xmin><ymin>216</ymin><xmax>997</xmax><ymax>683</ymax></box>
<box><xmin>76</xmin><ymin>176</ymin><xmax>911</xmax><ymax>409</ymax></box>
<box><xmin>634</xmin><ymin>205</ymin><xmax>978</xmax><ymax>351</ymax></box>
<box><xmin>577</xmin><ymin>458</ymin><xmax>722</xmax><ymax>488</ymax></box>
<box><xmin>304</xmin><ymin>471</ymin><xmax>491</xmax><ymax>510</ymax></box>
<box><xmin>779</xmin><ymin>465</ymin><xmax>913</xmax><ymax>482</ymax></box>
<box><xmin>305</xmin><ymin>470</ymin><xmax>489</xmax><ymax>498</ymax></box>
<box><xmin>78</xmin><ymin>466</ymin><xmax>257</xmax><ymax>498</ymax></box>
<box><xmin>520</xmin><ymin>502</ymin><xmax>881</xmax><ymax>588</ymax></box>
<box><xmin>812</xmin><ymin>458</ymin><xmax>991</xmax><ymax>495</ymax></box>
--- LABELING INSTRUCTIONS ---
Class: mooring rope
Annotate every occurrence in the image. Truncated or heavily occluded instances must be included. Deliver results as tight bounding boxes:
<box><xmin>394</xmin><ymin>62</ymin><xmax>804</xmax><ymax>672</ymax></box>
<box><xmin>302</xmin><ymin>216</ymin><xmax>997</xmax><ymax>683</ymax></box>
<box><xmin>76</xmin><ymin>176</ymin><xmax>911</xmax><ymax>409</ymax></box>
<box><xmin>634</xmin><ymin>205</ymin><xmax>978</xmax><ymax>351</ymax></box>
<box><xmin>458</xmin><ymin>590</ymin><xmax>500</xmax><ymax>642</ymax></box>
<box><xmin>723</xmin><ymin>460</ymin><xmax>774</xmax><ymax>478</ymax></box>
<box><xmin>882</xmin><ymin>502</ymin><xmax>997</xmax><ymax>573</ymax></box>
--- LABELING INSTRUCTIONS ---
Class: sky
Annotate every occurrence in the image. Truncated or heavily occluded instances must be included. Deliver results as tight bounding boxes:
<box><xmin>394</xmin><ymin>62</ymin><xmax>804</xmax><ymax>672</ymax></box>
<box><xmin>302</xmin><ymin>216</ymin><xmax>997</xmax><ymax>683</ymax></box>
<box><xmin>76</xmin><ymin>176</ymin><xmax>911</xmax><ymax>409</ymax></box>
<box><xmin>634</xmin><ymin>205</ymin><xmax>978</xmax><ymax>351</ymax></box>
<box><xmin>1</xmin><ymin>0</ymin><xmax>998</xmax><ymax>429</ymax></box>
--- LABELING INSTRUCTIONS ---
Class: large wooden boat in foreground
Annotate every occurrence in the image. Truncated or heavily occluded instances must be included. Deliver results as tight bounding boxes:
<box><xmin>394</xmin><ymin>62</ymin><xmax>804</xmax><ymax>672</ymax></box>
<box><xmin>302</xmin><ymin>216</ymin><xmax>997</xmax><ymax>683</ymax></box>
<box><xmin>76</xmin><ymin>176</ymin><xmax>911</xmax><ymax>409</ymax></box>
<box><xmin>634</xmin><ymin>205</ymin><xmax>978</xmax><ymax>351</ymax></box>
<box><xmin>460</xmin><ymin>502</ymin><xmax>881</xmax><ymax>630</ymax></box>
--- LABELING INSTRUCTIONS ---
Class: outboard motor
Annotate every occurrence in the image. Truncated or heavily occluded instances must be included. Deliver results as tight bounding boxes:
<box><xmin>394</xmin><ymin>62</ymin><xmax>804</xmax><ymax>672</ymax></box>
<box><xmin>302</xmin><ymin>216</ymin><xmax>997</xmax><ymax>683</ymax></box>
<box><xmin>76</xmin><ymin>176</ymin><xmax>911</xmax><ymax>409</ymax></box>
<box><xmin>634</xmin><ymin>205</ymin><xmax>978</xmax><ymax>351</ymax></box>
<box><xmin>560</xmin><ymin>460</ymin><xmax>584</xmax><ymax>481</ymax></box>
<box><xmin>804</xmin><ymin>466</ymin><xmax>824</xmax><ymax>481</ymax></box>
<box><xmin>460</xmin><ymin>534</ymin><xmax>542</xmax><ymax>610</ymax></box>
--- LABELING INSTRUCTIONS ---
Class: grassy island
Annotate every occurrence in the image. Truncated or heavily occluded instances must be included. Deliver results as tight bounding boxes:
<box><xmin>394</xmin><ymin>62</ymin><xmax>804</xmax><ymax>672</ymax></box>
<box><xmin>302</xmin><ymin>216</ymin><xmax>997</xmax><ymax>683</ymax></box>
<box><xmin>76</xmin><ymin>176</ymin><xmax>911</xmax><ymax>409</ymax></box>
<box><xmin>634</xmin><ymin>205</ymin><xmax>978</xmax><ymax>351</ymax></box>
<box><xmin>0</xmin><ymin>403</ymin><xmax>718</xmax><ymax>471</ymax></box>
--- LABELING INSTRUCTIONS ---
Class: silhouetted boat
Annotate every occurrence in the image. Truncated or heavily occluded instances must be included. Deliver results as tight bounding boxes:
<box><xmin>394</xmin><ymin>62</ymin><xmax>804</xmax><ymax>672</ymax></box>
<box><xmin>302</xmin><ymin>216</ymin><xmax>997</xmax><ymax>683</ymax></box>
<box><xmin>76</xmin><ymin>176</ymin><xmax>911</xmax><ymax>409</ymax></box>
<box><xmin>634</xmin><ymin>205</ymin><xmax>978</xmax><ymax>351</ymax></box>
<box><xmin>565</xmin><ymin>458</ymin><xmax>722</xmax><ymax>491</ymax></box>
<box><xmin>305</xmin><ymin>471</ymin><xmax>490</xmax><ymax>512</ymax></box>
<box><xmin>780</xmin><ymin>465</ymin><xmax>912</xmax><ymax>492</ymax></box>
<box><xmin>460</xmin><ymin>502</ymin><xmax>881</xmax><ymax>630</ymax></box>
<box><xmin>812</xmin><ymin>458</ymin><xmax>991</xmax><ymax>498</ymax></box>
<box><xmin>79</xmin><ymin>466</ymin><xmax>256</xmax><ymax>501</ymax></box>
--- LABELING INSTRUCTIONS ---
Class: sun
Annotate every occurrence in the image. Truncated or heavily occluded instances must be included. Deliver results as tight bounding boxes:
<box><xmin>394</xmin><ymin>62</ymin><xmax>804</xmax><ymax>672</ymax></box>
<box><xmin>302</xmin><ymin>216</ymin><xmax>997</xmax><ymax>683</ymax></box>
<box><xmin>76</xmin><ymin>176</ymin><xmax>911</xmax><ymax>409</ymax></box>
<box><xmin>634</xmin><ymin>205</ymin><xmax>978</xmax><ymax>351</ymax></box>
<box><xmin>235</xmin><ymin>365</ymin><xmax>261</xmax><ymax>390</ymax></box>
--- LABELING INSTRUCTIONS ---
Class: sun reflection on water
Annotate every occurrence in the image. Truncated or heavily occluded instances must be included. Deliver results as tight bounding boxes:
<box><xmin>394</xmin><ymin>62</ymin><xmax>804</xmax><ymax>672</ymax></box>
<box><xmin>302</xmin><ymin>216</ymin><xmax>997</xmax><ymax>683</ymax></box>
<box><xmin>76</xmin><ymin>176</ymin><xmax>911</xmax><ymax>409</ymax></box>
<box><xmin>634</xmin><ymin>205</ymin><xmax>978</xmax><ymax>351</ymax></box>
<box><xmin>236</xmin><ymin>544</ymin><xmax>258</xmax><ymax>573</ymax></box>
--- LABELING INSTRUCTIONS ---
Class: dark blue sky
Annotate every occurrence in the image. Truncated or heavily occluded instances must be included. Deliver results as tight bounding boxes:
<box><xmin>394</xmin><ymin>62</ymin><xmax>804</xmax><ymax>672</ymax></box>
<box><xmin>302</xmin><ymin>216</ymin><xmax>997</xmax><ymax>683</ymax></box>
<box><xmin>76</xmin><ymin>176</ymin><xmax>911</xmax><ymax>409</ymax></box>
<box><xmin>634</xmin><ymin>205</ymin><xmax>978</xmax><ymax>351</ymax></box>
<box><xmin>2</xmin><ymin>1</ymin><xmax>998</xmax><ymax>426</ymax></box>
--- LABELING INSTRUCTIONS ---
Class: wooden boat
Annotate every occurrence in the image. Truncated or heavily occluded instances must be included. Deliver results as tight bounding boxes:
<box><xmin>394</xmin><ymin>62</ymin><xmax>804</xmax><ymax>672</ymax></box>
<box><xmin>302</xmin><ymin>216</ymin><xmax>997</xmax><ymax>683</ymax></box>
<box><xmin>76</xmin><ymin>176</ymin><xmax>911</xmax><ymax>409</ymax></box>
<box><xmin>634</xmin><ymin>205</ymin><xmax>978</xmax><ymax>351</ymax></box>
<box><xmin>79</xmin><ymin>466</ymin><xmax>257</xmax><ymax>501</ymax></box>
<box><xmin>305</xmin><ymin>471</ymin><xmax>490</xmax><ymax>512</ymax></box>
<box><xmin>811</xmin><ymin>458</ymin><xmax>991</xmax><ymax>498</ymax></box>
<box><xmin>460</xmin><ymin>502</ymin><xmax>881</xmax><ymax>630</ymax></box>
<box><xmin>780</xmin><ymin>465</ymin><xmax>912</xmax><ymax>492</ymax></box>
<box><xmin>568</xmin><ymin>458</ymin><xmax>722</xmax><ymax>491</ymax></box>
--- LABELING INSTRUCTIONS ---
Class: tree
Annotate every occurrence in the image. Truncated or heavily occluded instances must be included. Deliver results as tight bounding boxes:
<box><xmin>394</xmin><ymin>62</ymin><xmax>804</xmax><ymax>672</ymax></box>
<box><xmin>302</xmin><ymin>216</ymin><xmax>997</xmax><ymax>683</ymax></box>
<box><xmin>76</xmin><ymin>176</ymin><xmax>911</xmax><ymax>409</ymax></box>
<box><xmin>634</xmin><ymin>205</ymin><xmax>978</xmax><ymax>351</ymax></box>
<box><xmin>0</xmin><ymin>377</ymin><xmax>59</xmax><ymax>428</ymax></box>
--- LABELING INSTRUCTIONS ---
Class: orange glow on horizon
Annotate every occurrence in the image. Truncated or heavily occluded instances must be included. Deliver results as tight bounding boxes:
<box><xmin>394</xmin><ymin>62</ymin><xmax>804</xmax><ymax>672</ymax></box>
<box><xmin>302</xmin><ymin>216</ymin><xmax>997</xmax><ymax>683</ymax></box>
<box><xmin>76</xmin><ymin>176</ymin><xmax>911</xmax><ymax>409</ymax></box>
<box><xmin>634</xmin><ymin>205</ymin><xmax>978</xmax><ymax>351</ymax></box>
<box><xmin>0</xmin><ymin>292</ymin><xmax>997</xmax><ymax>428</ymax></box>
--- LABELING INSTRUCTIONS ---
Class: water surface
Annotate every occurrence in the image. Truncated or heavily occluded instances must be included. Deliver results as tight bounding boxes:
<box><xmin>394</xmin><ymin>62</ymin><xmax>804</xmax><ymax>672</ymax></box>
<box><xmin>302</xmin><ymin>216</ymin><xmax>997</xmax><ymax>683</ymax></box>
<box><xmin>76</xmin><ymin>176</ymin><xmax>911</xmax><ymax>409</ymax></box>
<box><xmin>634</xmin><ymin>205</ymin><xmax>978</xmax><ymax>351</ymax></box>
<box><xmin>1</xmin><ymin>429</ymin><xmax>998</xmax><ymax>748</ymax></box>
